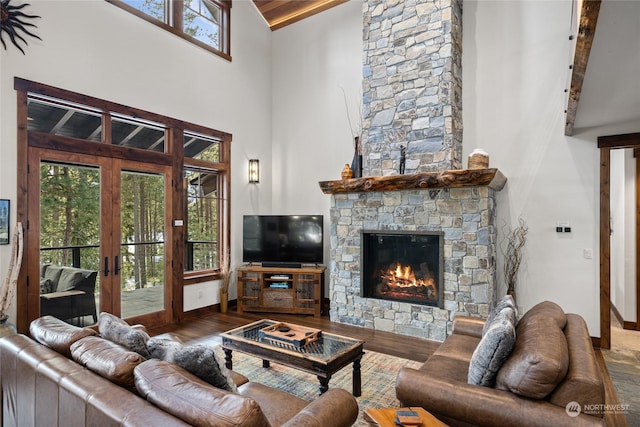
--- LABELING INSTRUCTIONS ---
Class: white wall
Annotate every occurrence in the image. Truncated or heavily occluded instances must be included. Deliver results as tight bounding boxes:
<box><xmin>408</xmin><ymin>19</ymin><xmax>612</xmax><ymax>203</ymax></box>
<box><xmin>3</xmin><ymin>0</ymin><xmax>639</xmax><ymax>336</ymax></box>
<box><xmin>0</xmin><ymin>0</ymin><xmax>273</xmax><ymax>319</ymax></box>
<box><xmin>270</xmin><ymin>1</ymin><xmax>363</xmax><ymax>290</ymax></box>
<box><xmin>623</xmin><ymin>149</ymin><xmax>637</xmax><ymax>322</ymax></box>
<box><xmin>463</xmin><ymin>0</ymin><xmax>640</xmax><ymax>335</ymax></box>
<box><xmin>610</xmin><ymin>149</ymin><xmax>625</xmax><ymax>316</ymax></box>
<box><xmin>270</xmin><ymin>0</ymin><xmax>638</xmax><ymax>337</ymax></box>
<box><xmin>610</xmin><ymin>148</ymin><xmax>637</xmax><ymax>322</ymax></box>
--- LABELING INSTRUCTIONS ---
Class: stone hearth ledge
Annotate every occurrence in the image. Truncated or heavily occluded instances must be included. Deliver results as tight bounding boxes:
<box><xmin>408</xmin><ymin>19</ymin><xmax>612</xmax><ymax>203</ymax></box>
<box><xmin>318</xmin><ymin>168</ymin><xmax>506</xmax><ymax>194</ymax></box>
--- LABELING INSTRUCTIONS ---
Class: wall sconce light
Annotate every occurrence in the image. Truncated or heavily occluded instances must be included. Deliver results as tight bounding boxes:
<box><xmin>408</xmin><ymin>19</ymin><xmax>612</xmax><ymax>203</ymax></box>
<box><xmin>249</xmin><ymin>159</ymin><xmax>260</xmax><ymax>183</ymax></box>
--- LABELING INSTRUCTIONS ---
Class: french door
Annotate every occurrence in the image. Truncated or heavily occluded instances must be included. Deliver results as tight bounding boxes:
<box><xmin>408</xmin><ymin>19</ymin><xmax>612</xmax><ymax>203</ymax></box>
<box><xmin>28</xmin><ymin>148</ymin><xmax>173</xmax><ymax>328</ymax></box>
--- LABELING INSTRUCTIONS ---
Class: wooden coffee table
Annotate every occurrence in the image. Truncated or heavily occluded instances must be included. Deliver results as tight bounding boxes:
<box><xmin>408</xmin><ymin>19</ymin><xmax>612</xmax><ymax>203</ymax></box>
<box><xmin>364</xmin><ymin>407</ymin><xmax>448</xmax><ymax>427</ymax></box>
<box><xmin>221</xmin><ymin>319</ymin><xmax>365</xmax><ymax>396</ymax></box>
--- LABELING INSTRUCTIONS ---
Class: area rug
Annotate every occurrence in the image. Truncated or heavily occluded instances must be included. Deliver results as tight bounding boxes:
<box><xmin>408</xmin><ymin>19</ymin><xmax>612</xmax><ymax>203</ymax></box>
<box><xmin>228</xmin><ymin>350</ymin><xmax>423</xmax><ymax>426</ymax></box>
<box><xmin>601</xmin><ymin>348</ymin><xmax>640</xmax><ymax>426</ymax></box>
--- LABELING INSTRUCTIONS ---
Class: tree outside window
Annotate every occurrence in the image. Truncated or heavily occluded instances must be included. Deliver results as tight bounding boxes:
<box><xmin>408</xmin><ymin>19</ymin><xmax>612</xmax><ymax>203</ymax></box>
<box><xmin>110</xmin><ymin>0</ymin><xmax>231</xmax><ymax>59</ymax></box>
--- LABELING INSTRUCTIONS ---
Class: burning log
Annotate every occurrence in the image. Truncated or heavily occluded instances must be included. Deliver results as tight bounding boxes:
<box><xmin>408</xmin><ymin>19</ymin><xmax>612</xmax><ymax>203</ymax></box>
<box><xmin>379</xmin><ymin>262</ymin><xmax>438</xmax><ymax>301</ymax></box>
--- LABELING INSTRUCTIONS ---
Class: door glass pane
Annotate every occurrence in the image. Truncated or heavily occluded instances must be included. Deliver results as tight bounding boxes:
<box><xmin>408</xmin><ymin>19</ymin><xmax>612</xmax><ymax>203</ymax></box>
<box><xmin>39</xmin><ymin>162</ymin><xmax>100</xmax><ymax>326</ymax></box>
<box><xmin>120</xmin><ymin>170</ymin><xmax>165</xmax><ymax>318</ymax></box>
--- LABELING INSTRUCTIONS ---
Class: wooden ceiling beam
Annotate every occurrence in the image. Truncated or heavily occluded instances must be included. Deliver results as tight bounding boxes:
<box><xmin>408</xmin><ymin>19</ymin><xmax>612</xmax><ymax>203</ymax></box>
<box><xmin>253</xmin><ymin>0</ymin><xmax>348</xmax><ymax>31</ymax></box>
<box><xmin>565</xmin><ymin>0</ymin><xmax>602</xmax><ymax>136</ymax></box>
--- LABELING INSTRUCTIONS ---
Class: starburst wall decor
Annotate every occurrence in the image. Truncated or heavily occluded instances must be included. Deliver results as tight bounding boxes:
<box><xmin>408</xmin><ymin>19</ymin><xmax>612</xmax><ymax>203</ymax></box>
<box><xmin>0</xmin><ymin>0</ymin><xmax>41</xmax><ymax>54</ymax></box>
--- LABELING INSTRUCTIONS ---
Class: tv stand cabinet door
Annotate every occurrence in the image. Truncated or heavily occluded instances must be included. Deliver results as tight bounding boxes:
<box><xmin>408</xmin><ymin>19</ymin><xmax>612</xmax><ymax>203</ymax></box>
<box><xmin>238</xmin><ymin>271</ymin><xmax>260</xmax><ymax>312</ymax></box>
<box><xmin>294</xmin><ymin>273</ymin><xmax>321</xmax><ymax>316</ymax></box>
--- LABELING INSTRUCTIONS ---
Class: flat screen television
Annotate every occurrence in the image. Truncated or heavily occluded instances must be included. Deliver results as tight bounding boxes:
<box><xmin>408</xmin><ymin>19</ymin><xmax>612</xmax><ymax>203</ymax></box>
<box><xmin>242</xmin><ymin>215</ymin><xmax>323</xmax><ymax>267</ymax></box>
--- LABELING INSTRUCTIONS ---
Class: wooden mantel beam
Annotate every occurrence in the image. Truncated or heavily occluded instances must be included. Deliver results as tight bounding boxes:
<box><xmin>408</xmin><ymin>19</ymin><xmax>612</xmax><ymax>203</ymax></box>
<box><xmin>565</xmin><ymin>0</ymin><xmax>602</xmax><ymax>136</ymax></box>
<box><xmin>318</xmin><ymin>168</ymin><xmax>507</xmax><ymax>194</ymax></box>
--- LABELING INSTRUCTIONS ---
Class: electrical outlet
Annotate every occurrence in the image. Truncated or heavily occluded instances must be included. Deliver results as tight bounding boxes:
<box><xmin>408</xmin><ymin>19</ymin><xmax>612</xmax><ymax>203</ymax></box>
<box><xmin>583</xmin><ymin>248</ymin><xmax>593</xmax><ymax>259</ymax></box>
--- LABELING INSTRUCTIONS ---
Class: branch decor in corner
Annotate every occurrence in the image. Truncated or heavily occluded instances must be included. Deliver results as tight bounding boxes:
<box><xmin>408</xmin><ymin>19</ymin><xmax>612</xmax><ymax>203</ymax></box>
<box><xmin>0</xmin><ymin>0</ymin><xmax>41</xmax><ymax>54</ymax></box>
<box><xmin>502</xmin><ymin>217</ymin><xmax>528</xmax><ymax>302</ymax></box>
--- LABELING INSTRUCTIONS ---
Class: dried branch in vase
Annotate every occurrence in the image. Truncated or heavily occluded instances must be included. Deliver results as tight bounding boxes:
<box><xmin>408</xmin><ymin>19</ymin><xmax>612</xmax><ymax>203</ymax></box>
<box><xmin>219</xmin><ymin>250</ymin><xmax>232</xmax><ymax>295</ymax></box>
<box><xmin>340</xmin><ymin>86</ymin><xmax>362</xmax><ymax>152</ymax></box>
<box><xmin>502</xmin><ymin>217</ymin><xmax>528</xmax><ymax>301</ymax></box>
<box><xmin>0</xmin><ymin>223</ymin><xmax>23</xmax><ymax>320</ymax></box>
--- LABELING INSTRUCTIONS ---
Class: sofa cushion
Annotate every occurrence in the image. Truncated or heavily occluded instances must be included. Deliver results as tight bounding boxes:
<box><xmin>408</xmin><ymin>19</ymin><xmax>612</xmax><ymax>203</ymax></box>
<box><xmin>238</xmin><ymin>381</ymin><xmax>309</xmax><ymax>426</ymax></box>
<box><xmin>468</xmin><ymin>310</ymin><xmax>516</xmax><ymax>386</ymax></box>
<box><xmin>29</xmin><ymin>315</ymin><xmax>97</xmax><ymax>358</ymax></box>
<box><xmin>548</xmin><ymin>314</ymin><xmax>605</xmax><ymax>412</ymax></box>
<box><xmin>147</xmin><ymin>337</ymin><xmax>237</xmax><ymax>391</ymax></box>
<box><xmin>40</xmin><ymin>278</ymin><xmax>54</xmax><ymax>294</ymax></box>
<box><xmin>98</xmin><ymin>312</ymin><xmax>151</xmax><ymax>359</ymax></box>
<box><xmin>517</xmin><ymin>300</ymin><xmax>567</xmax><ymax>330</ymax></box>
<box><xmin>483</xmin><ymin>294</ymin><xmax>517</xmax><ymax>336</ymax></box>
<box><xmin>40</xmin><ymin>263</ymin><xmax>51</xmax><ymax>278</ymax></box>
<box><xmin>43</xmin><ymin>265</ymin><xmax>64</xmax><ymax>287</ymax></box>
<box><xmin>57</xmin><ymin>267</ymin><xmax>85</xmax><ymax>292</ymax></box>
<box><xmin>71</xmin><ymin>336</ymin><xmax>146</xmax><ymax>390</ymax></box>
<box><xmin>134</xmin><ymin>359</ymin><xmax>270</xmax><ymax>427</ymax></box>
<box><xmin>496</xmin><ymin>316</ymin><xmax>569</xmax><ymax>399</ymax></box>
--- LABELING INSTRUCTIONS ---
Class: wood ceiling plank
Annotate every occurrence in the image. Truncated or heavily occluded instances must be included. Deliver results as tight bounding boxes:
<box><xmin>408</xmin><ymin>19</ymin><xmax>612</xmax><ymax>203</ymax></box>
<box><xmin>253</xmin><ymin>0</ymin><xmax>348</xmax><ymax>31</ymax></box>
<box><xmin>565</xmin><ymin>0</ymin><xmax>602</xmax><ymax>136</ymax></box>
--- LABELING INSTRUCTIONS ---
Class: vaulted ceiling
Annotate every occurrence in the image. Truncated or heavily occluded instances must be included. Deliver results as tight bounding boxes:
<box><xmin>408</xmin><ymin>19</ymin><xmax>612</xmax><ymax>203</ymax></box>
<box><xmin>253</xmin><ymin>0</ymin><xmax>348</xmax><ymax>30</ymax></box>
<box><xmin>568</xmin><ymin>0</ymin><xmax>640</xmax><ymax>135</ymax></box>
<box><xmin>254</xmin><ymin>0</ymin><xmax>639</xmax><ymax>137</ymax></box>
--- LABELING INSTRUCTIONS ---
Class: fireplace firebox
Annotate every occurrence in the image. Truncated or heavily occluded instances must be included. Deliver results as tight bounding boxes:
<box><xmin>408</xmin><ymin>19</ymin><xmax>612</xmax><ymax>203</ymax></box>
<box><xmin>361</xmin><ymin>231</ymin><xmax>444</xmax><ymax>307</ymax></box>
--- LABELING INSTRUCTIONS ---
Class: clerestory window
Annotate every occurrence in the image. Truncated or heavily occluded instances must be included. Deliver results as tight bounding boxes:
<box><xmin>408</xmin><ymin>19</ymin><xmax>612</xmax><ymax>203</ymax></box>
<box><xmin>107</xmin><ymin>0</ymin><xmax>231</xmax><ymax>60</ymax></box>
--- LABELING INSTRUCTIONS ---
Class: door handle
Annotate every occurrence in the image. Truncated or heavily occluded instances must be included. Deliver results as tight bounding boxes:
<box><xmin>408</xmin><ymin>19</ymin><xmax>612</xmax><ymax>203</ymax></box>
<box><xmin>114</xmin><ymin>255</ymin><xmax>120</xmax><ymax>275</ymax></box>
<box><xmin>104</xmin><ymin>256</ymin><xmax>109</xmax><ymax>276</ymax></box>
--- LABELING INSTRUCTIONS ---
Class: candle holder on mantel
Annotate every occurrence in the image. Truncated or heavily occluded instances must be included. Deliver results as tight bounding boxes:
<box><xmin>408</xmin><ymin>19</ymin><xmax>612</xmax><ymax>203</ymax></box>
<box><xmin>341</xmin><ymin>163</ymin><xmax>353</xmax><ymax>180</ymax></box>
<box><xmin>468</xmin><ymin>148</ymin><xmax>489</xmax><ymax>169</ymax></box>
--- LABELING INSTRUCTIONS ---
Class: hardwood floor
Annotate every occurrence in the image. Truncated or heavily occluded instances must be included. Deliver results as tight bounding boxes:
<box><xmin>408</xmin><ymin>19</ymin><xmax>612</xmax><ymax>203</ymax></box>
<box><xmin>147</xmin><ymin>307</ymin><xmax>440</xmax><ymax>362</ymax></box>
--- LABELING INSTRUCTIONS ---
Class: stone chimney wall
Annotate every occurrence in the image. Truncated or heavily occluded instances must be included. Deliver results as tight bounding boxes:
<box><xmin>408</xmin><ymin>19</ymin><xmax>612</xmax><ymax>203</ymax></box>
<box><xmin>362</xmin><ymin>0</ymin><xmax>463</xmax><ymax>176</ymax></box>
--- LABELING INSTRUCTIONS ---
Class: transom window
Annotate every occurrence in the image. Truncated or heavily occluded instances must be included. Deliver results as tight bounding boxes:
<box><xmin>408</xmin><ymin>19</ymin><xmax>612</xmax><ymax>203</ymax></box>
<box><xmin>108</xmin><ymin>0</ymin><xmax>231</xmax><ymax>60</ymax></box>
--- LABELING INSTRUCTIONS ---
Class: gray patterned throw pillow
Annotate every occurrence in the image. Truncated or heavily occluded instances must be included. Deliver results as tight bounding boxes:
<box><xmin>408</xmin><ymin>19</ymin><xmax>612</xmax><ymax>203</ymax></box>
<box><xmin>146</xmin><ymin>337</ymin><xmax>236</xmax><ymax>392</ymax></box>
<box><xmin>98</xmin><ymin>312</ymin><xmax>152</xmax><ymax>359</ymax></box>
<box><xmin>468</xmin><ymin>310</ymin><xmax>516</xmax><ymax>387</ymax></box>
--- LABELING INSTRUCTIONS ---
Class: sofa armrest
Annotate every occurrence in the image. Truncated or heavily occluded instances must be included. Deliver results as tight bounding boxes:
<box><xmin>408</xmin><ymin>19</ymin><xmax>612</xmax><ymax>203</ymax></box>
<box><xmin>40</xmin><ymin>289</ymin><xmax>85</xmax><ymax>300</ymax></box>
<box><xmin>396</xmin><ymin>367</ymin><xmax>605</xmax><ymax>427</ymax></box>
<box><xmin>229</xmin><ymin>370</ymin><xmax>249</xmax><ymax>387</ymax></box>
<box><xmin>281</xmin><ymin>388</ymin><xmax>358</xmax><ymax>427</ymax></box>
<box><xmin>452</xmin><ymin>316</ymin><xmax>485</xmax><ymax>338</ymax></box>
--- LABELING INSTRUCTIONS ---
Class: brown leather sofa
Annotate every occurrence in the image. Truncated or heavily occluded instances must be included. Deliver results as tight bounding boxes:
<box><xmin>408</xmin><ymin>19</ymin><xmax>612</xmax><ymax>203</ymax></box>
<box><xmin>396</xmin><ymin>301</ymin><xmax>606</xmax><ymax>427</ymax></box>
<box><xmin>0</xmin><ymin>318</ymin><xmax>359</xmax><ymax>427</ymax></box>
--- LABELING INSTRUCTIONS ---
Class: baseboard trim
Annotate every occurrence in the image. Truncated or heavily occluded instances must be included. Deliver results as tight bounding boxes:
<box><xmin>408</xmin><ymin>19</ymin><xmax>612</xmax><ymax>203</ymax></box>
<box><xmin>611</xmin><ymin>301</ymin><xmax>638</xmax><ymax>331</ymax></box>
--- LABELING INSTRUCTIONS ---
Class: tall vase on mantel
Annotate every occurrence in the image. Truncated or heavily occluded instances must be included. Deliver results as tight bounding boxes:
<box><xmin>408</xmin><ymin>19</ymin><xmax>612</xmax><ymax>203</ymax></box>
<box><xmin>351</xmin><ymin>136</ymin><xmax>363</xmax><ymax>178</ymax></box>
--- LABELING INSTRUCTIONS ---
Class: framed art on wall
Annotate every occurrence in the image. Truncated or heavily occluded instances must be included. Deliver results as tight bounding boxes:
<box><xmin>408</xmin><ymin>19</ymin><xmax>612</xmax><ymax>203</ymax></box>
<box><xmin>0</xmin><ymin>199</ymin><xmax>9</xmax><ymax>245</ymax></box>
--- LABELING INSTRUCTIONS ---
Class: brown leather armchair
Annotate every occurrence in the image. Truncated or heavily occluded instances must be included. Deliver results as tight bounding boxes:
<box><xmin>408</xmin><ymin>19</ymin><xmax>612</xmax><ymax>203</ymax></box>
<box><xmin>396</xmin><ymin>302</ymin><xmax>606</xmax><ymax>427</ymax></box>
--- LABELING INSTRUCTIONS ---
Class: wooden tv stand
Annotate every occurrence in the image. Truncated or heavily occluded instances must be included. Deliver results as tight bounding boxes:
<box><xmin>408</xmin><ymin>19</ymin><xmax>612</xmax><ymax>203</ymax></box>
<box><xmin>236</xmin><ymin>265</ymin><xmax>326</xmax><ymax>317</ymax></box>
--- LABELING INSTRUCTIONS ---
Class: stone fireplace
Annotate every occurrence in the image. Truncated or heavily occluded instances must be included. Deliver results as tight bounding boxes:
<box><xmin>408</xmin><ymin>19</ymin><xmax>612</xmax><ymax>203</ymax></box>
<box><xmin>361</xmin><ymin>230</ymin><xmax>443</xmax><ymax>308</ymax></box>
<box><xmin>318</xmin><ymin>0</ymin><xmax>506</xmax><ymax>341</ymax></box>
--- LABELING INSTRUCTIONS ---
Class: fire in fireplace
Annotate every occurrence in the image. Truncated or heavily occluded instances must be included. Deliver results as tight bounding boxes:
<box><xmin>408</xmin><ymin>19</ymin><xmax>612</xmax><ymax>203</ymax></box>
<box><xmin>361</xmin><ymin>231</ymin><xmax>444</xmax><ymax>307</ymax></box>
